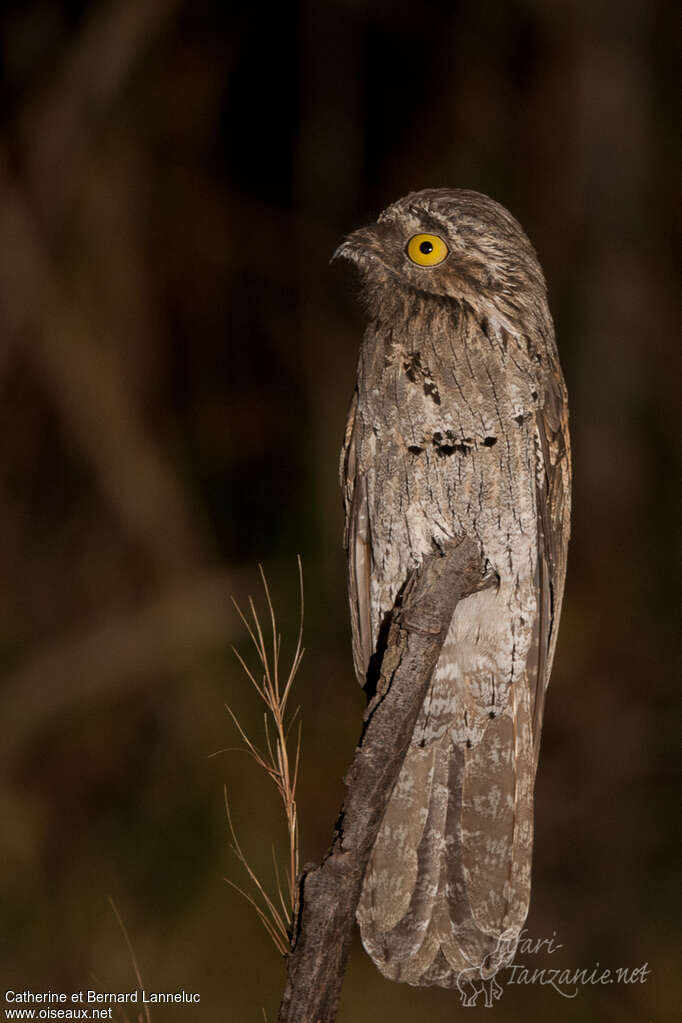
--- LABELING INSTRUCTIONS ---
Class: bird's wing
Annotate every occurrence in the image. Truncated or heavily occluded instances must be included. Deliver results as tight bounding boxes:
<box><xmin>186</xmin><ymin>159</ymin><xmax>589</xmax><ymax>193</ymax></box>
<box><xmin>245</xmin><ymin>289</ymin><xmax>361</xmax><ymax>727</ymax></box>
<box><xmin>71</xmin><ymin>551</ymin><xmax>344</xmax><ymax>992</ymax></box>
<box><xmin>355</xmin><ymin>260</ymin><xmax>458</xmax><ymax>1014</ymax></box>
<box><xmin>340</xmin><ymin>389</ymin><xmax>373</xmax><ymax>685</ymax></box>
<box><xmin>532</xmin><ymin>360</ymin><xmax>571</xmax><ymax>765</ymax></box>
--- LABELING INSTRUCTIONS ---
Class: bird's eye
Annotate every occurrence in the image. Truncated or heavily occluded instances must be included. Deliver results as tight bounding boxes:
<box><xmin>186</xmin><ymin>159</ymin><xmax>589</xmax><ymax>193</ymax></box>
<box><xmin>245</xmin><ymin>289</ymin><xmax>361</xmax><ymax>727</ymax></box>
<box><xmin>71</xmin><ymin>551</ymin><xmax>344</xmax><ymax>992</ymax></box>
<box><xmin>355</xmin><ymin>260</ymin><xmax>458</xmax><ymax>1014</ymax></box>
<box><xmin>406</xmin><ymin>233</ymin><xmax>448</xmax><ymax>267</ymax></box>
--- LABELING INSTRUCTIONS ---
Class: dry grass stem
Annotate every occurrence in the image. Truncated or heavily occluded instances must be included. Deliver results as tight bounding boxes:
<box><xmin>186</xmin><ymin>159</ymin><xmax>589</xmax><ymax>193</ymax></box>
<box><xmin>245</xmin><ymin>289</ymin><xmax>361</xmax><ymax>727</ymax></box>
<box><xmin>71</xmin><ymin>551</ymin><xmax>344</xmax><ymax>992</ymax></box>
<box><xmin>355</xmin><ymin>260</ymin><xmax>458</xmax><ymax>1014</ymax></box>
<box><xmin>224</xmin><ymin>559</ymin><xmax>304</xmax><ymax>955</ymax></box>
<box><xmin>103</xmin><ymin>897</ymin><xmax>152</xmax><ymax>1023</ymax></box>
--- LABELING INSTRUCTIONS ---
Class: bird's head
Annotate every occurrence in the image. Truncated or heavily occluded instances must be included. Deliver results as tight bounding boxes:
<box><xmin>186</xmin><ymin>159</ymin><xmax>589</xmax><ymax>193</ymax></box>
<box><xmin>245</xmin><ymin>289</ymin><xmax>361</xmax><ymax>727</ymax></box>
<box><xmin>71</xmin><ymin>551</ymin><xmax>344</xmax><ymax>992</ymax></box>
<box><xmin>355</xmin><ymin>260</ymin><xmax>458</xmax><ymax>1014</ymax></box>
<box><xmin>333</xmin><ymin>188</ymin><xmax>547</xmax><ymax>332</ymax></box>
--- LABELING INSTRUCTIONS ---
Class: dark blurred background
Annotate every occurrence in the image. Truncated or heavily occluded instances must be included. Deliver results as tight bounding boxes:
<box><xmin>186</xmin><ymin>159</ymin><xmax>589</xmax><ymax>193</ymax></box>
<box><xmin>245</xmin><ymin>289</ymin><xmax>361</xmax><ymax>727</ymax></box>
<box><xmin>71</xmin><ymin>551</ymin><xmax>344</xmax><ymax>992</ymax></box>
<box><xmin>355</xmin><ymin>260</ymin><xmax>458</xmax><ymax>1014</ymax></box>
<box><xmin>0</xmin><ymin>0</ymin><xmax>679</xmax><ymax>1019</ymax></box>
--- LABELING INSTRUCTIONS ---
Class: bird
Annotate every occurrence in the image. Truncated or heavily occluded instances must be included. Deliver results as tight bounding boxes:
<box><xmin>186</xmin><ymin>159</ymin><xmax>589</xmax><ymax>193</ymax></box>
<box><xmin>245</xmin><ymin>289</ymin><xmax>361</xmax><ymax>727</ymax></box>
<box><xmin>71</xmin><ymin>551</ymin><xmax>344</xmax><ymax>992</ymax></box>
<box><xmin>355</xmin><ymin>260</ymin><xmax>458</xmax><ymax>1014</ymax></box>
<box><xmin>334</xmin><ymin>188</ymin><xmax>571</xmax><ymax>988</ymax></box>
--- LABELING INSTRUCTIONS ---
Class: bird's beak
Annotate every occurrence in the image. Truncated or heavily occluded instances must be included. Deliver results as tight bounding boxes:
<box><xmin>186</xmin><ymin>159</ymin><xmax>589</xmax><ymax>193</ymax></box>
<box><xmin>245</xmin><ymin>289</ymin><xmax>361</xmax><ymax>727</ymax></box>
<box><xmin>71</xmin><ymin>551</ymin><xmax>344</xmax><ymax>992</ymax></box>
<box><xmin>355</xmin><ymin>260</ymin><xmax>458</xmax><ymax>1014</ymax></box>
<box><xmin>331</xmin><ymin>227</ymin><xmax>378</xmax><ymax>265</ymax></box>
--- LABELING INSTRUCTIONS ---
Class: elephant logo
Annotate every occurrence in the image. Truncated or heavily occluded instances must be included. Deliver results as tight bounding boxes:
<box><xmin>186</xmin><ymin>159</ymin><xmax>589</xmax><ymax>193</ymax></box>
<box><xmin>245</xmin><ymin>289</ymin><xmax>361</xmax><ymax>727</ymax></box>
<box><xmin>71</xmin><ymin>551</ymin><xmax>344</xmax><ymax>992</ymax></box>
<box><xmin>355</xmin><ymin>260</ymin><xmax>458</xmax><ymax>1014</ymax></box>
<box><xmin>455</xmin><ymin>930</ymin><xmax>519</xmax><ymax>1007</ymax></box>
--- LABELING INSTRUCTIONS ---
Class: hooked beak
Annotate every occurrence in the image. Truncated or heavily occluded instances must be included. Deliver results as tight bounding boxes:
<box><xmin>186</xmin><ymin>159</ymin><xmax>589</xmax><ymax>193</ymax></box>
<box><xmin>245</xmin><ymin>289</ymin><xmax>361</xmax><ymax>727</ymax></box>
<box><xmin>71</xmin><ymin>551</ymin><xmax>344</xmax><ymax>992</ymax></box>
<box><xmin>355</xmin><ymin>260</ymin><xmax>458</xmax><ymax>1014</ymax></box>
<box><xmin>331</xmin><ymin>227</ymin><xmax>378</xmax><ymax>266</ymax></box>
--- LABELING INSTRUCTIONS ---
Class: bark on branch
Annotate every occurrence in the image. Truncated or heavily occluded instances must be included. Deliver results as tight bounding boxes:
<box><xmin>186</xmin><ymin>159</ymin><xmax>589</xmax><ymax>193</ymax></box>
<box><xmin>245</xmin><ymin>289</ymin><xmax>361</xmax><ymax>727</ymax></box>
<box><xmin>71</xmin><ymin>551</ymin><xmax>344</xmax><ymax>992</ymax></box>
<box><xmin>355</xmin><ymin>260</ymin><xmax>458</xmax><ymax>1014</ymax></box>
<box><xmin>277</xmin><ymin>536</ymin><xmax>485</xmax><ymax>1023</ymax></box>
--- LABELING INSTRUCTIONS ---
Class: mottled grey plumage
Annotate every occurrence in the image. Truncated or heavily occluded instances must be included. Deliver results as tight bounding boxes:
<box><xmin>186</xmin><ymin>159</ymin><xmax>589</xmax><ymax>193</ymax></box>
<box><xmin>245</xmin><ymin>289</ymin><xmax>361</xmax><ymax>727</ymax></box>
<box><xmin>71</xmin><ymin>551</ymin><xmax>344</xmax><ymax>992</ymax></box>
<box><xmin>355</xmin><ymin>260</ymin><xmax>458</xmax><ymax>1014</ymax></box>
<box><xmin>336</xmin><ymin>189</ymin><xmax>571</xmax><ymax>987</ymax></box>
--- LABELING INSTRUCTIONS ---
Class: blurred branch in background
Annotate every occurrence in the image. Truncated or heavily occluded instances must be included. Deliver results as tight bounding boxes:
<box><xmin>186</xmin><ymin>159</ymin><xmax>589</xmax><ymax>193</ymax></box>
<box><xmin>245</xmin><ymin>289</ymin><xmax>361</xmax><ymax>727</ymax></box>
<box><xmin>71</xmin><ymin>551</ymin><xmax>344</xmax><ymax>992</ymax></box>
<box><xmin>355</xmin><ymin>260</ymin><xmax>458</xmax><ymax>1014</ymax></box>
<box><xmin>0</xmin><ymin>164</ymin><xmax>205</xmax><ymax>573</ymax></box>
<box><xmin>0</xmin><ymin>0</ymin><xmax>203</xmax><ymax>577</ymax></box>
<box><xmin>20</xmin><ymin>0</ymin><xmax>183</xmax><ymax>221</ymax></box>
<box><xmin>0</xmin><ymin>570</ymin><xmax>238</xmax><ymax>759</ymax></box>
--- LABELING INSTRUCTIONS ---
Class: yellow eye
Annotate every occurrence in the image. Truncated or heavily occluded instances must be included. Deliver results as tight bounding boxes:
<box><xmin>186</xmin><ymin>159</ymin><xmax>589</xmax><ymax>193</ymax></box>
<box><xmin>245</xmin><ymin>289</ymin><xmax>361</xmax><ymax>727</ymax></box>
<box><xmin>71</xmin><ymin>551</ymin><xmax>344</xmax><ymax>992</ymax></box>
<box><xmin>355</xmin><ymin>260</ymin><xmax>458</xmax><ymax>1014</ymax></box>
<box><xmin>406</xmin><ymin>233</ymin><xmax>448</xmax><ymax>267</ymax></box>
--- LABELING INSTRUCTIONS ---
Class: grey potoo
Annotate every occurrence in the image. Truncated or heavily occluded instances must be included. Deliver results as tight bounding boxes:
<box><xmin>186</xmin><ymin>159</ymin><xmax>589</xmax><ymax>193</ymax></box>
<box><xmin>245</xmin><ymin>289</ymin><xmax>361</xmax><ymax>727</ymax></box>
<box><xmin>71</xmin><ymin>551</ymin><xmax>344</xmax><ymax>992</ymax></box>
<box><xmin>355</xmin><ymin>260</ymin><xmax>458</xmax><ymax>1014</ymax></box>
<box><xmin>335</xmin><ymin>189</ymin><xmax>571</xmax><ymax>987</ymax></box>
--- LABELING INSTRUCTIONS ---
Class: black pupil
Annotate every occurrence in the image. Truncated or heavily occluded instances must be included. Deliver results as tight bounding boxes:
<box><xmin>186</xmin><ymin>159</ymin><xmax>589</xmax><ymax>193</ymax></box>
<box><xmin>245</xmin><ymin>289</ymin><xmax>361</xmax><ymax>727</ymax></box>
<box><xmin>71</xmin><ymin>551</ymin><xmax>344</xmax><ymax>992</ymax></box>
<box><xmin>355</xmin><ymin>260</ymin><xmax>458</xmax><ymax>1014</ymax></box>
<box><xmin>419</xmin><ymin>240</ymin><xmax>434</xmax><ymax>254</ymax></box>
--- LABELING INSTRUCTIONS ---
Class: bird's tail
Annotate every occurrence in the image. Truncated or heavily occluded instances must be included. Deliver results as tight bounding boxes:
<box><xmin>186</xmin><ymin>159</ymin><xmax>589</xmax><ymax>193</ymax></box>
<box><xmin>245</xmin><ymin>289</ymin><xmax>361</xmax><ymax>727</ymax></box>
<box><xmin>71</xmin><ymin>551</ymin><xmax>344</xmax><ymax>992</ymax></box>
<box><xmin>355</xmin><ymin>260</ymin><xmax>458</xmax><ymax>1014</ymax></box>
<box><xmin>356</xmin><ymin>663</ymin><xmax>534</xmax><ymax>987</ymax></box>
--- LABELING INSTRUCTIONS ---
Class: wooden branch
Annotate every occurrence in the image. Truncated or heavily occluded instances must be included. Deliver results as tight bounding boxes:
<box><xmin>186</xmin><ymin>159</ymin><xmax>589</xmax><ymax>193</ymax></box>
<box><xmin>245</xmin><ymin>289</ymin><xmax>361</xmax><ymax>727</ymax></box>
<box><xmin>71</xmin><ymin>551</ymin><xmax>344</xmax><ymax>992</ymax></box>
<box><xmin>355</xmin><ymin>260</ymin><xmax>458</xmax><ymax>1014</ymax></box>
<box><xmin>277</xmin><ymin>536</ymin><xmax>485</xmax><ymax>1023</ymax></box>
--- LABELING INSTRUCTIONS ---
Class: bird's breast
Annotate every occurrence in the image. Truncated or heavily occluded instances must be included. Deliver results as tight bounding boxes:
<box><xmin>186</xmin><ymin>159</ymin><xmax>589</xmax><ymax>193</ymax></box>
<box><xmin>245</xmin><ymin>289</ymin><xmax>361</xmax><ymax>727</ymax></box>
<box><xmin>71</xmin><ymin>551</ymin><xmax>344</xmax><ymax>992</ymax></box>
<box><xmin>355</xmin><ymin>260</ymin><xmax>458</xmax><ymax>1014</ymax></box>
<box><xmin>356</xmin><ymin>307</ymin><xmax>542</xmax><ymax>638</ymax></box>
